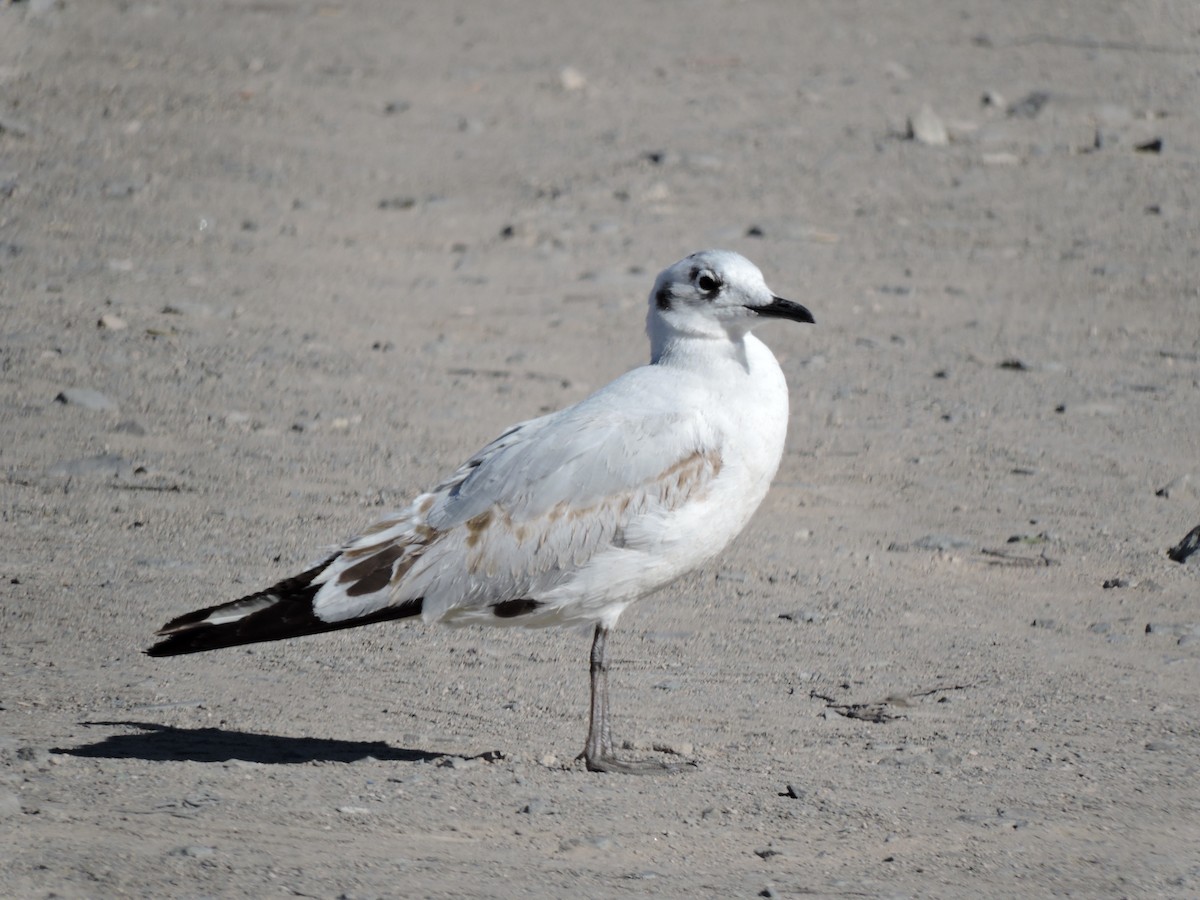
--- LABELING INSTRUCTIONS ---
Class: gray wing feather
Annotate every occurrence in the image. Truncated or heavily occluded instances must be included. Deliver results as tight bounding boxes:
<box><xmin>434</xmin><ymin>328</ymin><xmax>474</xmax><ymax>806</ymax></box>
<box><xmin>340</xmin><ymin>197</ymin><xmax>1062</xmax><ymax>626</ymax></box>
<box><xmin>312</xmin><ymin>366</ymin><xmax>721</xmax><ymax>622</ymax></box>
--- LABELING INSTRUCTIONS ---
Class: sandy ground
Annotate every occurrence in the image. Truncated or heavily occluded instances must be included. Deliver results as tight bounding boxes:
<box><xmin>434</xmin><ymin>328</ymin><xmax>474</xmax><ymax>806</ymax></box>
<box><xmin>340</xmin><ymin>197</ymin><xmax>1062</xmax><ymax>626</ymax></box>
<box><xmin>2</xmin><ymin>1</ymin><xmax>1199</xmax><ymax>897</ymax></box>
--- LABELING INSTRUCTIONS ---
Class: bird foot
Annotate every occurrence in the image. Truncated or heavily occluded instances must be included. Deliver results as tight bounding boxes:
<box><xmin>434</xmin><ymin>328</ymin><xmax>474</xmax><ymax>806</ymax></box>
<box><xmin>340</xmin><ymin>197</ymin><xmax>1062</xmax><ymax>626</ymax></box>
<box><xmin>577</xmin><ymin>747</ymin><xmax>690</xmax><ymax>775</ymax></box>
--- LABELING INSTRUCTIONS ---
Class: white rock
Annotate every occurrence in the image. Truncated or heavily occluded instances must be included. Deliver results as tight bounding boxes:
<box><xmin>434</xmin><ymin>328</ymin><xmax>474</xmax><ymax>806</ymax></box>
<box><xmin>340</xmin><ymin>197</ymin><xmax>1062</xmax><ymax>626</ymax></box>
<box><xmin>55</xmin><ymin>388</ymin><xmax>118</xmax><ymax>412</ymax></box>
<box><xmin>559</xmin><ymin>67</ymin><xmax>587</xmax><ymax>91</ymax></box>
<box><xmin>99</xmin><ymin>314</ymin><xmax>128</xmax><ymax>331</ymax></box>
<box><xmin>908</xmin><ymin>104</ymin><xmax>949</xmax><ymax>146</ymax></box>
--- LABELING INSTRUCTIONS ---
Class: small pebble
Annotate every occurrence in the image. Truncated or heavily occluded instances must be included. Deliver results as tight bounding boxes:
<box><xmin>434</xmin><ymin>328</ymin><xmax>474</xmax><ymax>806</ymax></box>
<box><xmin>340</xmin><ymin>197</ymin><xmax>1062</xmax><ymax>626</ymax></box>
<box><xmin>559</xmin><ymin>67</ymin><xmax>587</xmax><ymax>91</ymax></box>
<box><xmin>98</xmin><ymin>313</ymin><xmax>128</xmax><ymax>330</ymax></box>
<box><xmin>46</xmin><ymin>454</ymin><xmax>130</xmax><ymax>477</ymax></box>
<box><xmin>103</xmin><ymin>180</ymin><xmax>140</xmax><ymax>198</ymax></box>
<box><xmin>378</xmin><ymin>196</ymin><xmax>415</xmax><ymax>211</ymax></box>
<box><xmin>0</xmin><ymin>789</ymin><xmax>21</xmax><ymax>819</ymax></box>
<box><xmin>1008</xmin><ymin>91</ymin><xmax>1050</xmax><ymax>119</ymax></box>
<box><xmin>113</xmin><ymin>420</ymin><xmax>147</xmax><ymax>436</ymax></box>
<box><xmin>715</xmin><ymin>569</ymin><xmax>748</xmax><ymax>583</ymax></box>
<box><xmin>1145</xmin><ymin>622</ymin><xmax>1198</xmax><ymax>636</ymax></box>
<box><xmin>439</xmin><ymin>755</ymin><xmax>479</xmax><ymax>770</ymax></box>
<box><xmin>777</xmin><ymin>610</ymin><xmax>824</xmax><ymax>624</ymax></box>
<box><xmin>912</xmin><ymin>534</ymin><xmax>972</xmax><ymax>552</ymax></box>
<box><xmin>907</xmin><ymin>104</ymin><xmax>948</xmax><ymax>146</ymax></box>
<box><xmin>1166</xmin><ymin>524</ymin><xmax>1200</xmax><ymax>564</ymax></box>
<box><xmin>15</xmin><ymin>746</ymin><xmax>50</xmax><ymax>767</ymax></box>
<box><xmin>55</xmin><ymin>387</ymin><xmax>118</xmax><ymax>412</ymax></box>
<box><xmin>162</xmin><ymin>301</ymin><xmax>215</xmax><ymax>317</ymax></box>
<box><xmin>1156</xmin><ymin>474</ymin><xmax>1198</xmax><ymax>499</ymax></box>
<box><xmin>176</xmin><ymin>845</ymin><xmax>215</xmax><ymax>859</ymax></box>
<box><xmin>981</xmin><ymin>90</ymin><xmax>1006</xmax><ymax>109</ymax></box>
<box><xmin>0</xmin><ymin>116</ymin><xmax>31</xmax><ymax>137</ymax></box>
<box><xmin>559</xmin><ymin>834</ymin><xmax>613</xmax><ymax>852</ymax></box>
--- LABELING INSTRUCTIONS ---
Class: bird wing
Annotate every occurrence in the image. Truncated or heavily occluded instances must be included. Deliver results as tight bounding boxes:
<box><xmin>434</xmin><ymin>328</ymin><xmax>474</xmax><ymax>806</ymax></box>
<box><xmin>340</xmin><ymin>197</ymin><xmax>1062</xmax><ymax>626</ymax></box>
<box><xmin>311</xmin><ymin>366</ymin><xmax>724</xmax><ymax>624</ymax></box>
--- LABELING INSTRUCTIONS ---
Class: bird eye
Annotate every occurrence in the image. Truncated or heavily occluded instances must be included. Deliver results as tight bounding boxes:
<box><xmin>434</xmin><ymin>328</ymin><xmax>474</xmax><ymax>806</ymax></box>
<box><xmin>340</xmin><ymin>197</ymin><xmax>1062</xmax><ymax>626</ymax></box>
<box><xmin>697</xmin><ymin>273</ymin><xmax>720</xmax><ymax>293</ymax></box>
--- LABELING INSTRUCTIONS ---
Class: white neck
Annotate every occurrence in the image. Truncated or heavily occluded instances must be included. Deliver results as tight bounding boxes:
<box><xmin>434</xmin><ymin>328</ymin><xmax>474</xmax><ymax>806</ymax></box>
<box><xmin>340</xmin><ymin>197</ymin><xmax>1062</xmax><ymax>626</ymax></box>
<box><xmin>647</xmin><ymin>310</ymin><xmax>753</xmax><ymax>368</ymax></box>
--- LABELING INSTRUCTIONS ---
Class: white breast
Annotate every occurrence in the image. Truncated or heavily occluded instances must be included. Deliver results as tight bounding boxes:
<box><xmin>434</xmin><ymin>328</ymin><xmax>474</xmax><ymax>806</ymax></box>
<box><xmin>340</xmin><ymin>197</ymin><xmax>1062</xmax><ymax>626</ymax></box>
<box><xmin>526</xmin><ymin>333</ymin><xmax>791</xmax><ymax>629</ymax></box>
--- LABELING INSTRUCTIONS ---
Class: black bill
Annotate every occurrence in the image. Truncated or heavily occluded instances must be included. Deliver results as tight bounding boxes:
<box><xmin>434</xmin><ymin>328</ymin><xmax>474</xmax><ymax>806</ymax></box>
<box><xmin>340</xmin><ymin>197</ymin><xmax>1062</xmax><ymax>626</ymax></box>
<box><xmin>747</xmin><ymin>296</ymin><xmax>815</xmax><ymax>324</ymax></box>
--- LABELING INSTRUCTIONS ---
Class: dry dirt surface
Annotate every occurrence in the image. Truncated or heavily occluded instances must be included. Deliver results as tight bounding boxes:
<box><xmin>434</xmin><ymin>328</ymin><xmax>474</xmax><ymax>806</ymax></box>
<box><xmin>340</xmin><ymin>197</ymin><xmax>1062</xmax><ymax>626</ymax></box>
<box><xmin>3</xmin><ymin>1</ymin><xmax>1199</xmax><ymax>897</ymax></box>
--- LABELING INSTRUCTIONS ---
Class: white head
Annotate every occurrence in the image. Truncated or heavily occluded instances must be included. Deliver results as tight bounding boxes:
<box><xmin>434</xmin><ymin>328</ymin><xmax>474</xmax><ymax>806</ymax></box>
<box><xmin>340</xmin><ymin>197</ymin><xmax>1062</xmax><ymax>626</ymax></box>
<box><xmin>646</xmin><ymin>250</ymin><xmax>813</xmax><ymax>360</ymax></box>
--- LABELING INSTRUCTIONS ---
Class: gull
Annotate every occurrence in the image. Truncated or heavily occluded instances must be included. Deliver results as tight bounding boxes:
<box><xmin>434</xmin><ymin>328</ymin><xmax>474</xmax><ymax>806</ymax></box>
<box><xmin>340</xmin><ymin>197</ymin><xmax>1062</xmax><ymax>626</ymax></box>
<box><xmin>148</xmin><ymin>250</ymin><xmax>814</xmax><ymax>774</ymax></box>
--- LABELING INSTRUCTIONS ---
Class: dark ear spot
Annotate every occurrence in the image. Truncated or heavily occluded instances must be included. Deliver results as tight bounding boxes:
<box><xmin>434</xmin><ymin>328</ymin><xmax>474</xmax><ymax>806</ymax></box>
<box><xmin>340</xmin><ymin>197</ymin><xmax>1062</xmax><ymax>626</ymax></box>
<box><xmin>655</xmin><ymin>285</ymin><xmax>672</xmax><ymax>310</ymax></box>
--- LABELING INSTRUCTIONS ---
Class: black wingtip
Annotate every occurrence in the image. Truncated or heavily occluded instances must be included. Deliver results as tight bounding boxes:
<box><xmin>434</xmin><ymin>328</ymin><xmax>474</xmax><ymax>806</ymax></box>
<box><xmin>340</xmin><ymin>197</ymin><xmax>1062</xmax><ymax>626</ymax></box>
<box><xmin>145</xmin><ymin>629</ymin><xmax>243</xmax><ymax>657</ymax></box>
<box><xmin>146</xmin><ymin>556</ymin><xmax>337</xmax><ymax>656</ymax></box>
<box><xmin>145</xmin><ymin>594</ymin><xmax>426</xmax><ymax>657</ymax></box>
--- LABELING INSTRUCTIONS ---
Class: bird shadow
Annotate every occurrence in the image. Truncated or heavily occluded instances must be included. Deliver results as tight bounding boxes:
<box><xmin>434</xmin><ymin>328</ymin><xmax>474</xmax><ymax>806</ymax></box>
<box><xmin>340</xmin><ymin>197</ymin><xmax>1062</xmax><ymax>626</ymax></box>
<box><xmin>54</xmin><ymin>721</ymin><xmax>448</xmax><ymax>765</ymax></box>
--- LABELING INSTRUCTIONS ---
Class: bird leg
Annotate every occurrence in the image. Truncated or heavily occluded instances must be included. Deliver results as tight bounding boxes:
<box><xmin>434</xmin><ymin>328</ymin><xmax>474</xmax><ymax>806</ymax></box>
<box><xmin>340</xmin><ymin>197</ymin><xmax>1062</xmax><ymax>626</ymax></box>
<box><xmin>579</xmin><ymin>624</ymin><xmax>680</xmax><ymax>774</ymax></box>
